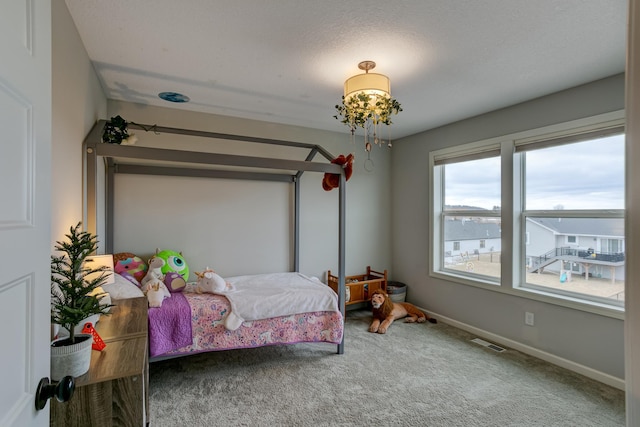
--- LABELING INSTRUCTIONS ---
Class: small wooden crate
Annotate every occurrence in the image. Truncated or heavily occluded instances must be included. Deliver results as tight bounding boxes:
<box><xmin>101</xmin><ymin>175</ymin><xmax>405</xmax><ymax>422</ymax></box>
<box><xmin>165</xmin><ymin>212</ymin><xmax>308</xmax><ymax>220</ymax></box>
<box><xmin>327</xmin><ymin>266</ymin><xmax>387</xmax><ymax>307</ymax></box>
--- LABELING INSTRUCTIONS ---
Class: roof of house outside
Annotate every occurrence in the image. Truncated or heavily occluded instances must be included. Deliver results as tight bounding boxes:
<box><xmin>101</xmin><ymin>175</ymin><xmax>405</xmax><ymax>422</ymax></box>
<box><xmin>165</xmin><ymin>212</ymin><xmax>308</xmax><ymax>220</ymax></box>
<box><xmin>527</xmin><ymin>217</ymin><xmax>624</xmax><ymax>238</ymax></box>
<box><xmin>445</xmin><ymin>219</ymin><xmax>501</xmax><ymax>241</ymax></box>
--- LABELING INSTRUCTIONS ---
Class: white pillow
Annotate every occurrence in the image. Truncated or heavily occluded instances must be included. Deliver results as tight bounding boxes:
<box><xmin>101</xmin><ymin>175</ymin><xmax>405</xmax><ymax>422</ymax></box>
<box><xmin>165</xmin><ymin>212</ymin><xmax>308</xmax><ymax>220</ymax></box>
<box><xmin>102</xmin><ymin>273</ymin><xmax>144</xmax><ymax>300</ymax></box>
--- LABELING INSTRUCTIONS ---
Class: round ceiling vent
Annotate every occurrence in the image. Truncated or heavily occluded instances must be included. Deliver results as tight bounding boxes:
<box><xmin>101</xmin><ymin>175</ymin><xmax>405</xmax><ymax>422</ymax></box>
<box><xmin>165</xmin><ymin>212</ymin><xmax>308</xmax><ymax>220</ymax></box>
<box><xmin>158</xmin><ymin>92</ymin><xmax>190</xmax><ymax>103</ymax></box>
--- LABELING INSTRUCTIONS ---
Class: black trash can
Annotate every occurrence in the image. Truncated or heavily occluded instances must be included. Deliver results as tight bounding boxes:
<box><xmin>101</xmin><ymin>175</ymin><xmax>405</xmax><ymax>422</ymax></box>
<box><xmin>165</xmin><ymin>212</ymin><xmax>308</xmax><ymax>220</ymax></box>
<box><xmin>387</xmin><ymin>281</ymin><xmax>407</xmax><ymax>303</ymax></box>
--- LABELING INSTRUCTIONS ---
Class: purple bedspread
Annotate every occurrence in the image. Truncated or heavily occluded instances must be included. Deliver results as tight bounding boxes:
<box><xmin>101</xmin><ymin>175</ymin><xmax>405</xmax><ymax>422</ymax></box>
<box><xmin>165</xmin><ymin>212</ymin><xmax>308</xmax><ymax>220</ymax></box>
<box><xmin>148</xmin><ymin>292</ymin><xmax>193</xmax><ymax>357</ymax></box>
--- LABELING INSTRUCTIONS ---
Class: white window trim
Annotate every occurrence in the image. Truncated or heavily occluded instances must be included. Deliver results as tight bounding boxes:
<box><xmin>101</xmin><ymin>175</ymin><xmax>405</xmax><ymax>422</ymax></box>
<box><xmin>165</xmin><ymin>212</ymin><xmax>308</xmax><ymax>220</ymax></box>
<box><xmin>429</xmin><ymin>110</ymin><xmax>625</xmax><ymax>320</ymax></box>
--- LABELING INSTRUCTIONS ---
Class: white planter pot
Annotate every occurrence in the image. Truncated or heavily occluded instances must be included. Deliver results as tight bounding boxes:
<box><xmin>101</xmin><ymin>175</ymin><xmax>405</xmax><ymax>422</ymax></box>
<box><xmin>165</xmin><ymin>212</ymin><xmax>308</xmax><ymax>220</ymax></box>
<box><xmin>55</xmin><ymin>314</ymin><xmax>101</xmax><ymax>339</ymax></box>
<box><xmin>50</xmin><ymin>333</ymin><xmax>93</xmax><ymax>380</ymax></box>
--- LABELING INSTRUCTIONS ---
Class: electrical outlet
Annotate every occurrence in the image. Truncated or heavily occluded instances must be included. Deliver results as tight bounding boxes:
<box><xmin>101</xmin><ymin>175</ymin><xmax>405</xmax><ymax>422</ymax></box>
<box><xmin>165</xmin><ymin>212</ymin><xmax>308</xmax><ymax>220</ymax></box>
<box><xmin>525</xmin><ymin>312</ymin><xmax>535</xmax><ymax>326</ymax></box>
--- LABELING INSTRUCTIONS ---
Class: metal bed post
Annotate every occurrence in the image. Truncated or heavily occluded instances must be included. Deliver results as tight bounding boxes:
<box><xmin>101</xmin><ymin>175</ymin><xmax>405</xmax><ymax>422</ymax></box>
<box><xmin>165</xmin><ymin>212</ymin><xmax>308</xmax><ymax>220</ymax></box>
<box><xmin>293</xmin><ymin>175</ymin><xmax>300</xmax><ymax>272</ymax></box>
<box><xmin>105</xmin><ymin>158</ymin><xmax>115</xmax><ymax>254</ymax></box>
<box><xmin>82</xmin><ymin>121</ymin><xmax>104</xmax><ymax>239</ymax></box>
<box><xmin>84</xmin><ymin>142</ymin><xmax>97</xmax><ymax>238</ymax></box>
<box><xmin>337</xmin><ymin>172</ymin><xmax>346</xmax><ymax>354</ymax></box>
<box><xmin>293</xmin><ymin>147</ymin><xmax>320</xmax><ymax>273</ymax></box>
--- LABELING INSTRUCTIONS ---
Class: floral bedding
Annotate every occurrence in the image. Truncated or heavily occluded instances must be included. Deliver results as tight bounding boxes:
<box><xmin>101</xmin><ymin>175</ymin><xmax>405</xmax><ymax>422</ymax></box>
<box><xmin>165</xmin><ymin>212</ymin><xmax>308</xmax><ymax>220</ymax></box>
<box><xmin>150</xmin><ymin>283</ymin><xmax>343</xmax><ymax>358</ymax></box>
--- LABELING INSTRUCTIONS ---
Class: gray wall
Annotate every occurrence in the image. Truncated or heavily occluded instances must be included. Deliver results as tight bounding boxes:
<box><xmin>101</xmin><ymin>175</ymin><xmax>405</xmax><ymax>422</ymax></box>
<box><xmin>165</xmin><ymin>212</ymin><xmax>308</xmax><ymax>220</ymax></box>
<box><xmin>51</xmin><ymin>0</ymin><xmax>107</xmax><ymax>246</ymax></box>
<box><xmin>391</xmin><ymin>74</ymin><xmax>625</xmax><ymax>381</ymax></box>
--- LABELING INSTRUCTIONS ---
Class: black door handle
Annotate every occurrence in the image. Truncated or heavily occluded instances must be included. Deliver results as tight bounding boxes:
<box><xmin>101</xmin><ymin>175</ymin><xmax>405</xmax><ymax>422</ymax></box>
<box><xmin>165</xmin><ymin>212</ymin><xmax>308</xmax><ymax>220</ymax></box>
<box><xmin>34</xmin><ymin>376</ymin><xmax>75</xmax><ymax>410</ymax></box>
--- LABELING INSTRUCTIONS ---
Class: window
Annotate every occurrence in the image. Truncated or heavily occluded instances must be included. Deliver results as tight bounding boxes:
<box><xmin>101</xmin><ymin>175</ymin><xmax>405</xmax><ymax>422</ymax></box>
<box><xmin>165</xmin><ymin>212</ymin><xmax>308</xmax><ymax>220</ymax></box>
<box><xmin>522</xmin><ymin>132</ymin><xmax>624</xmax><ymax>306</ymax></box>
<box><xmin>602</xmin><ymin>238</ymin><xmax>623</xmax><ymax>253</ymax></box>
<box><xmin>433</xmin><ymin>153</ymin><xmax>501</xmax><ymax>283</ymax></box>
<box><xmin>430</xmin><ymin>113</ymin><xmax>625</xmax><ymax>312</ymax></box>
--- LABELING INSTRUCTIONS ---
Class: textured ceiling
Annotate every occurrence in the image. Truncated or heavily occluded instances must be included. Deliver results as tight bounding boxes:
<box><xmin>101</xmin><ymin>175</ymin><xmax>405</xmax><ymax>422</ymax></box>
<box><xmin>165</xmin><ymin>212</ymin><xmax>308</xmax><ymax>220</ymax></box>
<box><xmin>64</xmin><ymin>0</ymin><xmax>626</xmax><ymax>139</ymax></box>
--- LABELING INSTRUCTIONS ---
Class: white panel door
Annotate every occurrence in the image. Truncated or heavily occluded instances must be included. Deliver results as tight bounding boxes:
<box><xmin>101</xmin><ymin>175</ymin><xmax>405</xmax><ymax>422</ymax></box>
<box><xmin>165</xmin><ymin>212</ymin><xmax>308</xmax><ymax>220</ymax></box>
<box><xmin>0</xmin><ymin>0</ymin><xmax>52</xmax><ymax>426</ymax></box>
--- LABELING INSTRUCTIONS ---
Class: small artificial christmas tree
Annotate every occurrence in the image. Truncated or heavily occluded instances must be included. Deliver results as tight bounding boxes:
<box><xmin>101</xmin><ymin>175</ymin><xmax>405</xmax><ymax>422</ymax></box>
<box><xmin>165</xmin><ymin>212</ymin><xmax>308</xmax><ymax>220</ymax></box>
<box><xmin>51</xmin><ymin>222</ymin><xmax>112</xmax><ymax>344</ymax></box>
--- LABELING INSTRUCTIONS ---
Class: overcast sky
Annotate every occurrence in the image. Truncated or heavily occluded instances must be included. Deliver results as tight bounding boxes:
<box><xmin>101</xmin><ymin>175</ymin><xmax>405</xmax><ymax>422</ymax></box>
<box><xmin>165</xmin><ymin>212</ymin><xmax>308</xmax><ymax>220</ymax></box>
<box><xmin>444</xmin><ymin>134</ymin><xmax>625</xmax><ymax>210</ymax></box>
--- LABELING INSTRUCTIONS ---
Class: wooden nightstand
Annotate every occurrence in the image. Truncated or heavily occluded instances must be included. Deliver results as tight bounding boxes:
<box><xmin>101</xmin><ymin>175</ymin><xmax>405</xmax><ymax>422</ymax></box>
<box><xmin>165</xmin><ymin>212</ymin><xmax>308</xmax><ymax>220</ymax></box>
<box><xmin>50</xmin><ymin>297</ymin><xmax>149</xmax><ymax>427</ymax></box>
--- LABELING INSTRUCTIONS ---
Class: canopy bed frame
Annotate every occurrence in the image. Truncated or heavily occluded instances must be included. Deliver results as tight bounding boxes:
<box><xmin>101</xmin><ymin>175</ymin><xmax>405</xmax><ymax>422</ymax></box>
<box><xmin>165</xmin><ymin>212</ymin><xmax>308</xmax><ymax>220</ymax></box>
<box><xmin>83</xmin><ymin>119</ymin><xmax>348</xmax><ymax>354</ymax></box>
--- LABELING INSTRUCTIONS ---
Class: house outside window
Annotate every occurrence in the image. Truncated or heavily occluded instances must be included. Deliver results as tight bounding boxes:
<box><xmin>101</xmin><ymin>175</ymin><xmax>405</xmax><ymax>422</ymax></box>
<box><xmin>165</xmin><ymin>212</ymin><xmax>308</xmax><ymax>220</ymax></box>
<box><xmin>430</xmin><ymin>112</ymin><xmax>625</xmax><ymax>313</ymax></box>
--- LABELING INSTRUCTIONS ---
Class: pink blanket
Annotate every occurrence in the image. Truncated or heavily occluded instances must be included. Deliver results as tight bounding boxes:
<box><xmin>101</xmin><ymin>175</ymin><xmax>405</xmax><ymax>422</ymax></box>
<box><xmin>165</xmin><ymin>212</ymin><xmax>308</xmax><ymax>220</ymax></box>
<box><xmin>148</xmin><ymin>292</ymin><xmax>193</xmax><ymax>357</ymax></box>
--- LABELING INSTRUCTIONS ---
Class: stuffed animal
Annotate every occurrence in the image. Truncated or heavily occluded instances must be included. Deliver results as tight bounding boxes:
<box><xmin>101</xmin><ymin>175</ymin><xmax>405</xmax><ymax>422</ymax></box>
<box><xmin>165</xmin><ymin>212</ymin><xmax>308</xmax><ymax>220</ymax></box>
<box><xmin>113</xmin><ymin>252</ymin><xmax>148</xmax><ymax>283</ymax></box>
<box><xmin>164</xmin><ymin>271</ymin><xmax>186</xmax><ymax>293</ymax></box>
<box><xmin>155</xmin><ymin>249</ymin><xmax>190</xmax><ymax>281</ymax></box>
<box><xmin>141</xmin><ymin>255</ymin><xmax>165</xmax><ymax>291</ymax></box>
<box><xmin>368</xmin><ymin>289</ymin><xmax>437</xmax><ymax>334</ymax></box>
<box><xmin>322</xmin><ymin>153</ymin><xmax>354</xmax><ymax>191</ymax></box>
<box><xmin>145</xmin><ymin>279</ymin><xmax>170</xmax><ymax>308</ymax></box>
<box><xmin>195</xmin><ymin>268</ymin><xmax>235</xmax><ymax>294</ymax></box>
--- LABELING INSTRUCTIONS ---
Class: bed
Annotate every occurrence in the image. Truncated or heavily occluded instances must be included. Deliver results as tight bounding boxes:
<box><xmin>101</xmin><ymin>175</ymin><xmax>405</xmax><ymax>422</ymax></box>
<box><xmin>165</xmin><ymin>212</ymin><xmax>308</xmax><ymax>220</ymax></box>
<box><xmin>146</xmin><ymin>273</ymin><xmax>343</xmax><ymax>359</ymax></box>
<box><xmin>104</xmin><ymin>267</ymin><xmax>343</xmax><ymax>359</ymax></box>
<box><xmin>103</xmin><ymin>260</ymin><xmax>344</xmax><ymax>362</ymax></box>
<box><xmin>85</xmin><ymin>119</ymin><xmax>349</xmax><ymax>355</ymax></box>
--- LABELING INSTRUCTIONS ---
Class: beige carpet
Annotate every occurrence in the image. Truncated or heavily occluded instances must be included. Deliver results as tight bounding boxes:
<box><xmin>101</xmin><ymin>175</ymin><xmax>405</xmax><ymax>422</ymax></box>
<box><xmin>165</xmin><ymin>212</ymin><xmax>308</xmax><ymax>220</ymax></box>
<box><xmin>148</xmin><ymin>309</ymin><xmax>625</xmax><ymax>426</ymax></box>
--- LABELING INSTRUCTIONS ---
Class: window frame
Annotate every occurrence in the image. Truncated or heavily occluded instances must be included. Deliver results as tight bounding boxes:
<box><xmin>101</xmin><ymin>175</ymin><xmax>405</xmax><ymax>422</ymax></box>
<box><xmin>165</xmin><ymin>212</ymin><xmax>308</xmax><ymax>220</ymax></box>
<box><xmin>429</xmin><ymin>111</ymin><xmax>625</xmax><ymax>319</ymax></box>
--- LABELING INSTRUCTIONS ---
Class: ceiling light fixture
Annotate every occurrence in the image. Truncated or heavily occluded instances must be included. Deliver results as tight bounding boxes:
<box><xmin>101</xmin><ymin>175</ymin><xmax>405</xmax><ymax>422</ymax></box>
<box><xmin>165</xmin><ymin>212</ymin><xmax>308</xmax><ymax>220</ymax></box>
<box><xmin>334</xmin><ymin>61</ymin><xmax>402</xmax><ymax>154</ymax></box>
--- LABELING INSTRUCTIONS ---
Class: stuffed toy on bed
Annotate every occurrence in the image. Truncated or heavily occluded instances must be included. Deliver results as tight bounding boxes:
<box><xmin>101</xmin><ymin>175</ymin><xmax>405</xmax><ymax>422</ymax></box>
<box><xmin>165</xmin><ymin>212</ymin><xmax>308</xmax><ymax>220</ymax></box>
<box><xmin>142</xmin><ymin>253</ymin><xmax>187</xmax><ymax>294</ymax></box>
<box><xmin>113</xmin><ymin>252</ymin><xmax>148</xmax><ymax>284</ymax></box>
<box><xmin>163</xmin><ymin>271</ymin><xmax>186</xmax><ymax>293</ymax></box>
<box><xmin>145</xmin><ymin>278</ymin><xmax>171</xmax><ymax>308</ymax></box>
<box><xmin>195</xmin><ymin>268</ymin><xmax>235</xmax><ymax>294</ymax></box>
<box><xmin>155</xmin><ymin>249</ymin><xmax>190</xmax><ymax>281</ymax></box>
<box><xmin>141</xmin><ymin>255</ymin><xmax>165</xmax><ymax>291</ymax></box>
<box><xmin>195</xmin><ymin>268</ymin><xmax>244</xmax><ymax>329</ymax></box>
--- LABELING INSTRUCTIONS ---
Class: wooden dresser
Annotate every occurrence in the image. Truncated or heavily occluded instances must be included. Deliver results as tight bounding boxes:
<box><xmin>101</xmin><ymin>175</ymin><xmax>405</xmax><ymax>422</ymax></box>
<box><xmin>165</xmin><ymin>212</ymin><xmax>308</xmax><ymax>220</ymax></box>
<box><xmin>50</xmin><ymin>297</ymin><xmax>149</xmax><ymax>427</ymax></box>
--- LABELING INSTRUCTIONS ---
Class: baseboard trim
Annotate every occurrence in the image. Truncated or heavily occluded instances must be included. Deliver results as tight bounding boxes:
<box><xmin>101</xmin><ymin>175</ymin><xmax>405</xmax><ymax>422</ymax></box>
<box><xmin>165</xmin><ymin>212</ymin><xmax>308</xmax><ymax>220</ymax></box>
<box><xmin>427</xmin><ymin>310</ymin><xmax>625</xmax><ymax>391</ymax></box>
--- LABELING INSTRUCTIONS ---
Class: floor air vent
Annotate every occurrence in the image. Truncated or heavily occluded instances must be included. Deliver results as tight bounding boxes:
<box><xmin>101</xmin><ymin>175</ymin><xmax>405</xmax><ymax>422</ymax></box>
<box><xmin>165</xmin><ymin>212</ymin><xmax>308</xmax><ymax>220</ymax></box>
<box><xmin>471</xmin><ymin>338</ymin><xmax>506</xmax><ymax>352</ymax></box>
